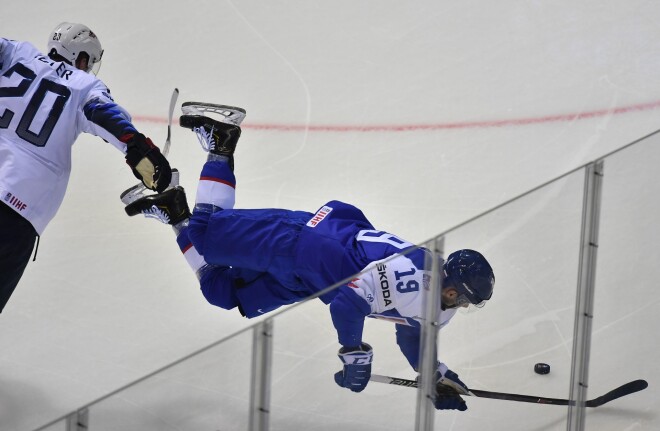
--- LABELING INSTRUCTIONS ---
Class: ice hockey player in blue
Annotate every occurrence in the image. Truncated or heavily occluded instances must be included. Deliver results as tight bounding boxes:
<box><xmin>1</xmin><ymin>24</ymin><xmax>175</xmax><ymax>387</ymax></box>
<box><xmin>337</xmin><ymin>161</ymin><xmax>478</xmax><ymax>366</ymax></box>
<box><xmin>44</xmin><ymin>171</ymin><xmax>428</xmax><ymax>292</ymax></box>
<box><xmin>125</xmin><ymin>102</ymin><xmax>495</xmax><ymax>411</ymax></box>
<box><xmin>0</xmin><ymin>23</ymin><xmax>172</xmax><ymax>314</ymax></box>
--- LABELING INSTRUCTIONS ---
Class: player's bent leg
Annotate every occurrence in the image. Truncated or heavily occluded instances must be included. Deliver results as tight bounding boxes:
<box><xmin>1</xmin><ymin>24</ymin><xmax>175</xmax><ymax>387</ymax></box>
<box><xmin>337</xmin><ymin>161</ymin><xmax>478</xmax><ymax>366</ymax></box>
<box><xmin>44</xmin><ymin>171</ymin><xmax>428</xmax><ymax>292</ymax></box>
<box><xmin>200</xmin><ymin>208</ymin><xmax>310</xmax><ymax>273</ymax></box>
<box><xmin>187</xmin><ymin>155</ymin><xmax>238</xmax><ymax>256</ymax></box>
<box><xmin>187</xmin><ymin>210</ymin><xmax>213</xmax><ymax>257</ymax></box>
<box><xmin>0</xmin><ymin>202</ymin><xmax>38</xmax><ymax>313</ymax></box>
<box><xmin>124</xmin><ymin>186</ymin><xmax>191</xmax><ymax>226</ymax></box>
<box><xmin>197</xmin><ymin>265</ymin><xmax>306</xmax><ymax>318</ymax></box>
<box><xmin>175</xmin><ymin>222</ymin><xmax>210</xmax><ymax>277</ymax></box>
<box><xmin>198</xmin><ymin>265</ymin><xmax>242</xmax><ymax>311</ymax></box>
<box><xmin>195</xmin><ymin>160</ymin><xmax>236</xmax><ymax>212</ymax></box>
<box><xmin>180</xmin><ymin>102</ymin><xmax>246</xmax><ymax>170</ymax></box>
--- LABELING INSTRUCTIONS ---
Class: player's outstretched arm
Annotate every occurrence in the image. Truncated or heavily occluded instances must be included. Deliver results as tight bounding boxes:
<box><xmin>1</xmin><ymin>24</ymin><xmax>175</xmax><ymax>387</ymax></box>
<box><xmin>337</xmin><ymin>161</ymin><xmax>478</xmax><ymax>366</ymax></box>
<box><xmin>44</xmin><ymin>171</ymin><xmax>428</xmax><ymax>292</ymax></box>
<box><xmin>83</xmin><ymin>97</ymin><xmax>172</xmax><ymax>192</ymax></box>
<box><xmin>395</xmin><ymin>323</ymin><xmax>422</xmax><ymax>369</ymax></box>
<box><xmin>395</xmin><ymin>325</ymin><xmax>469</xmax><ymax>411</ymax></box>
<box><xmin>329</xmin><ymin>286</ymin><xmax>374</xmax><ymax>392</ymax></box>
<box><xmin>329</xmin><ymin>286</ymin><xmax>371</xmax><ymax>347</ymax></box>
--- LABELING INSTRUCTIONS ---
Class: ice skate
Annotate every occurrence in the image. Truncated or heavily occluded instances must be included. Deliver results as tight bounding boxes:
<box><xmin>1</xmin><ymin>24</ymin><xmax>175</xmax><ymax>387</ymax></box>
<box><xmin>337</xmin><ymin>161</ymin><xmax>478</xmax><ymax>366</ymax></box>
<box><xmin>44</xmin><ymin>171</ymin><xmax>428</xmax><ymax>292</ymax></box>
<box><xmin>120</xmin><ymin>169</ymin><xmax>180</xmax><ymax>206</ymax></box>
<box><xmin>180</xmin><ymin>102</ymin><xmax>246</xmax><ymax>169</ymax></box>
<box><xmin>124</xmin><ymin>186</ymin><xmax>191</xmax><ymax>225</ymax></box>
<box><xmin>181</xmin><ymin>102</ymin><xmax>246</xmax><ymax>127</ymax></box>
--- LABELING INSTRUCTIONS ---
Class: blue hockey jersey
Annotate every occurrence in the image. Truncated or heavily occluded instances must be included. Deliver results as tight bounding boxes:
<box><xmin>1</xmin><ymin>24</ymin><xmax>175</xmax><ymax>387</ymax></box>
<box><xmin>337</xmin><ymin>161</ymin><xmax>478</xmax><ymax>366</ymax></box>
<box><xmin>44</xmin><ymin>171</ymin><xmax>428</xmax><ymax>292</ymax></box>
<box><xmin>195</xmin><ymin>200</ymin><xmax>457</xmax><ymax>369</ymax></box>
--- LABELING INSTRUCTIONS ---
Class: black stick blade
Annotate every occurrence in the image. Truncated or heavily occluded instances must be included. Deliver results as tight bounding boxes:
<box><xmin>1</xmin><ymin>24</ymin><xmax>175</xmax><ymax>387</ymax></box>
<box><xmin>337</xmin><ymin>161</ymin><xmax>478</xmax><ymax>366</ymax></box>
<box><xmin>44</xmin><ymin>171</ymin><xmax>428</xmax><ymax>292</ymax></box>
<box><xmin>370</xmin><ymin>374</ymin><xmax>648</xmax><ymax>408</ymax></box>
<box><xmin>585</xmin><ymin>379</ymin><xmax>648</xmax><ymax>408</ymax></box>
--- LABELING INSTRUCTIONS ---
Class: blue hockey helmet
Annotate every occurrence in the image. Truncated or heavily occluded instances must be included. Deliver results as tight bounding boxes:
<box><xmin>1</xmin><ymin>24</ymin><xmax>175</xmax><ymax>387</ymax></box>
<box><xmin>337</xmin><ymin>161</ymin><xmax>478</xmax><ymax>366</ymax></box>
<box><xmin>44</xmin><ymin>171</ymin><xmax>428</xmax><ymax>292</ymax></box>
<box><xmin>443</xmin><ymin>249</ymin><xmax>494</xmax><ymax>308</ymax></box>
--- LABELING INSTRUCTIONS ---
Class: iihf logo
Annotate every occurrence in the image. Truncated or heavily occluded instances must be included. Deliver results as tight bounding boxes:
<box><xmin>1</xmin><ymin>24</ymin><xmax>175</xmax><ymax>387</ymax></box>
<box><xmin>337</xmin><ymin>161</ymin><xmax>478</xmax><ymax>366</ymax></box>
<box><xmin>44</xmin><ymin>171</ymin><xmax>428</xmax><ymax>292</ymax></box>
<box><xmin>4</xmin><ymin>192</ymin><xmax>28</xmax><ymax>212</ymax></box>
<box><xmin>306</xmin><ymin>205</ymin><xmax>332</xmax><ymax>227</ymax></box>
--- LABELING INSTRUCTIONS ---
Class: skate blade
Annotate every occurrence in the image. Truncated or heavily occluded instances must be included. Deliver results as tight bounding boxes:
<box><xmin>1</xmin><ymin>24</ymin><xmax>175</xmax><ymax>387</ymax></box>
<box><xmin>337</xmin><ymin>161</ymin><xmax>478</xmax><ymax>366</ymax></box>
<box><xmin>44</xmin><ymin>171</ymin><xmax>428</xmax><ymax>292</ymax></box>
<box><xmin>181</xmin><ymin>102</ymin><xmax>246</xmax><ymax>126</ymax></box>
<box><xmin>120</xmin><ymin>169</ymin><xmax>180</xmax><ymax>205</ymax></box>
<box><xmin>120</xmin><ymin>183</ymin><xmax>147</xmax><ymax>205</ymax></box>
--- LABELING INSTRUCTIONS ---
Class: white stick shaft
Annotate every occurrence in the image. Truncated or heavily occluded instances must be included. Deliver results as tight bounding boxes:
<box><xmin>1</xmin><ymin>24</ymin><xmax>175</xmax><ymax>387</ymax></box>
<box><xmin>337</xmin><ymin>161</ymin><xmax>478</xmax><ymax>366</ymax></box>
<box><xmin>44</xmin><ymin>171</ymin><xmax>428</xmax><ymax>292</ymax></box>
<box><xmin>163</xmin><ymin>88</ymin><xmax>179</xmax><ymax>157</ymax></box>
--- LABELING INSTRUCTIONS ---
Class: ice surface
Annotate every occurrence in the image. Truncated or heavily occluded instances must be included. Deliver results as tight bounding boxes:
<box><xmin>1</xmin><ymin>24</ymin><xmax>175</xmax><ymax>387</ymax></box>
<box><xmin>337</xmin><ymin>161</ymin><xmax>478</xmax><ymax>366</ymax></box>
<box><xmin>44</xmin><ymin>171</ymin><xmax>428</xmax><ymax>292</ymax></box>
<box><xmin>1</xmin><ymin>1</ymin><xmax>659</xmax><ymax>429</ymax></box>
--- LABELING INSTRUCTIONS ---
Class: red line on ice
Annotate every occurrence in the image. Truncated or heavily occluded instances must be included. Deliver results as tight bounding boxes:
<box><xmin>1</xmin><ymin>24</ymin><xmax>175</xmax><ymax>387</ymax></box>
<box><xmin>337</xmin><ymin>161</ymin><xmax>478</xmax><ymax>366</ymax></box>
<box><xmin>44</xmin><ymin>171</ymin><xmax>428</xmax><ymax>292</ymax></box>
<box><xmin>134</xmin><ymin>99</ymin><xmax>660</xmax><ymax>132</ymax></box>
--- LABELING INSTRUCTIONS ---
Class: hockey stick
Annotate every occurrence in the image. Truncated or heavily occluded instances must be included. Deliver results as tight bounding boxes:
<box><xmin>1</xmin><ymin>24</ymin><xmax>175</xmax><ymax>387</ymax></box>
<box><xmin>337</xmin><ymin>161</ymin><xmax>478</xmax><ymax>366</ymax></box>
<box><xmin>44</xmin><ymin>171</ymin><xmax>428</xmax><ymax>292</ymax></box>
<box><xmin>162</xmin><ymin>87</ymin><xmax>179</xmax><ymax>158</ymax></box>
<box><xmin>120</xmin><ymin>88</ymin><xmax>179</xmax><ymax>205</ymax></box>
<box><xmin>370</xmin><ymin>374</ymin><xmax>647</xmax><ymax>408</ymax></box>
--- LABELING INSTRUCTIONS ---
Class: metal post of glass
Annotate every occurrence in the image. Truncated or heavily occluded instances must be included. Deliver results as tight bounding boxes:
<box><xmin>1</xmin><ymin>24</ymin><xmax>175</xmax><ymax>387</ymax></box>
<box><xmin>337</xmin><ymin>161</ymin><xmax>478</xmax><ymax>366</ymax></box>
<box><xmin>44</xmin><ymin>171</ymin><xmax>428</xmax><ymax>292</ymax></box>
<box><xmin>567</xmin><ymin>160</ymin><xmax>604</xmax><ymax>430</ymax></box>
<box><xmin>415</xmin><ymin>237</ymin><xmax>445</xmax><ymax>431</ymax></box>
<box><xmin>249</xmin><ymin>319</ymin><xmax>274</xmax><ymax>431</ymax></box>
<box><xmin>65</xmin><ymin>408</ymin><xmax>88</xmax><ymax>431</ymax></box>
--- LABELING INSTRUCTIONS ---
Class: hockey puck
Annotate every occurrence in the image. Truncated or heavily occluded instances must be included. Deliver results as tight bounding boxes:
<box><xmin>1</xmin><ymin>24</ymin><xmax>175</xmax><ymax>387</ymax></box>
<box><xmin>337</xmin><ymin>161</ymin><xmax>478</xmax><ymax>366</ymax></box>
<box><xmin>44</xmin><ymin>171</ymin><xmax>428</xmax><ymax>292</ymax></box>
<box><xmin>534</xmin><ymin>363</ymin><xmax>551</xmax><ymax>374</ymax></box>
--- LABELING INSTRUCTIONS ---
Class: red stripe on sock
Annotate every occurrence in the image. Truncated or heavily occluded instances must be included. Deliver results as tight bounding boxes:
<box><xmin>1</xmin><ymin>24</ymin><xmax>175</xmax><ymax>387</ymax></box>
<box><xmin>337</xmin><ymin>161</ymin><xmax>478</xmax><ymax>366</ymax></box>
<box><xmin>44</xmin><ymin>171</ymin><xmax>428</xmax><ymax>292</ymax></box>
<box><xmin>181</xmin><ymin>242</ymin><xmax>193</xmax><ymax>254</ymax></box>
<box><xmin>199</xmin><ymin>176</ymin><xmax>236</xmax><ymax>188</ymax></box>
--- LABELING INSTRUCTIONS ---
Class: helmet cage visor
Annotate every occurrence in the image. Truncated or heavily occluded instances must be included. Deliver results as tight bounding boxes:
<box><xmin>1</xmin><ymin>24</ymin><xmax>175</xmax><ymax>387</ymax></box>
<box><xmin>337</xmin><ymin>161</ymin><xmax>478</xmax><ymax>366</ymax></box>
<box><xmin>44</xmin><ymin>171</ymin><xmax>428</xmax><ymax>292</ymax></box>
<box><xmin>455</xmin><ymin>292</ymin><xmax>487</xmax><ymax>308</ymax></box>
<box><xmin>444</xmin><ymin>282</ymin><xmax>487</xmax><ymax>309</ymax></box>
<box><xmin>87</xmin><ymin>53</ymin><xmax>103</xmax><ymax>75</ymax></box>
<box><xmin>72</xmin><ymin>44</ymin><xmax>103</xmax><ymax>74</ymax></box>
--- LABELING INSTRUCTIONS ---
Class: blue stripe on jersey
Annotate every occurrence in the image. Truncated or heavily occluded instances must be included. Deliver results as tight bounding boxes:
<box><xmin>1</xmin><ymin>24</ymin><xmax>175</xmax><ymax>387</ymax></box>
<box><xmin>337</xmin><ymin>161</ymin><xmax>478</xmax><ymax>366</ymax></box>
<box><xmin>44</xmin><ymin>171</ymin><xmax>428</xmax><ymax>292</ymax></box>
<box><xmin>83</xmin><ymin>99</ymin><xmax>136</xmax><ymax>137</ymax></box>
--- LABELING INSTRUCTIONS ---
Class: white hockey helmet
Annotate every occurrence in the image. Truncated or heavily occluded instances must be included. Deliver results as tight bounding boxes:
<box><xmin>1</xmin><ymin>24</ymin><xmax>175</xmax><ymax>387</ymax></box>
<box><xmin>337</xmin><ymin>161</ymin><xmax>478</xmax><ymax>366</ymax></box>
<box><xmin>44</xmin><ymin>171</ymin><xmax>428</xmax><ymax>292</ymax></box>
<box><xmin>47</xmin><ymin>22</ymin><xmax>103</xmax><ymax>73</ymax></box>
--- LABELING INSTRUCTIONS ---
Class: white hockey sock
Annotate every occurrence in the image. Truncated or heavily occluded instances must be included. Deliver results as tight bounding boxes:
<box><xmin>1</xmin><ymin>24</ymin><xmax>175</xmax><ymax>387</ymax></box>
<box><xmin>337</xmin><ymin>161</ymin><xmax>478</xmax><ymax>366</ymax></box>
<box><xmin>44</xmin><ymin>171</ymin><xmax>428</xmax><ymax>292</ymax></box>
<box><xmin>195</xmin><ymin>159</ymin><xmax>236</xmax><ymax>210</ymax></box>
<box><xmin>195</xmin><ymin>177</ymin><xmax>235</xmax><ymax>210</ymax></box>
<box><xmin>182</xmin><ymin>241</ymin><xmax>208</xmax><ymax>279</ymax></box>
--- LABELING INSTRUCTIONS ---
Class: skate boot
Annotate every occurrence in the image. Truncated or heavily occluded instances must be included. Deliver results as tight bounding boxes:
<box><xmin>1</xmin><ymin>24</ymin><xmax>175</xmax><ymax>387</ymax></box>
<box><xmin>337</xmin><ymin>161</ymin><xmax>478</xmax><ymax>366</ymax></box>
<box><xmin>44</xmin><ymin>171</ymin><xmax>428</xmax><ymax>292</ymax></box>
<box><xmin>179</xmin><ymin>102</ymin><xmax>246</xmax><ymax>170</ymax></box>
<box><xmin>125</xmin><ymin>186</ymin><xmax>191</xmax><ymax>226</ymax></box>
<box><xmin>120</xmin><ymin>169</ymin><xmax>180</xmax><ymax>206</ymax></box>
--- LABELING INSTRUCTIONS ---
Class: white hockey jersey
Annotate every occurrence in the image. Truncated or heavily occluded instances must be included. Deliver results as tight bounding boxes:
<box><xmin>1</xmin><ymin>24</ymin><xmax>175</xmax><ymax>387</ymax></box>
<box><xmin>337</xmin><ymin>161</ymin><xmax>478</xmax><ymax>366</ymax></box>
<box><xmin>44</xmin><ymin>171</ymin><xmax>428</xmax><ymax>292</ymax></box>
<box><xmin>0</xmin><ymin>38</ymin><xmax>131</xmax><ymax>234</ymax></box>
<box><xmin>346</xmin><ymin>252</ymin><xmax>458</xmax><ymax>329</ymax></box>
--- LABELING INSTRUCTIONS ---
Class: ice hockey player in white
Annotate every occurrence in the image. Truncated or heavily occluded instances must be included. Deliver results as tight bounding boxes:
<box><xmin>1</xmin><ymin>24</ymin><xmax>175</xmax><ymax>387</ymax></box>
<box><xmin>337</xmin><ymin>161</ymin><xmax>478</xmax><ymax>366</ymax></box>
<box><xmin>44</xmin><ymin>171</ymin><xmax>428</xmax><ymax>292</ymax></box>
<box><xmin>0</xmin><ymin>23</ymin><xmax>172</xmax><ymax>313</ymax></box>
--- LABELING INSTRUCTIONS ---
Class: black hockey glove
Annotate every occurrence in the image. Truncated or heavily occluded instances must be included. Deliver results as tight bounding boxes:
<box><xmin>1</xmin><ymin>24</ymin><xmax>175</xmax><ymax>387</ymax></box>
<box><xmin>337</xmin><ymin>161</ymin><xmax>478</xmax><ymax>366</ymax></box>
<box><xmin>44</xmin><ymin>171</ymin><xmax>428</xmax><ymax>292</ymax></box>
<box><xmin>123</xmin><ymin>133</ymin><xmax>172</xmax><ymax>193</ymax></box>
<box><xmin>334</xmin><ymin>342</ymin><xmax>373</xmax><ymax>393</ymax></box>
